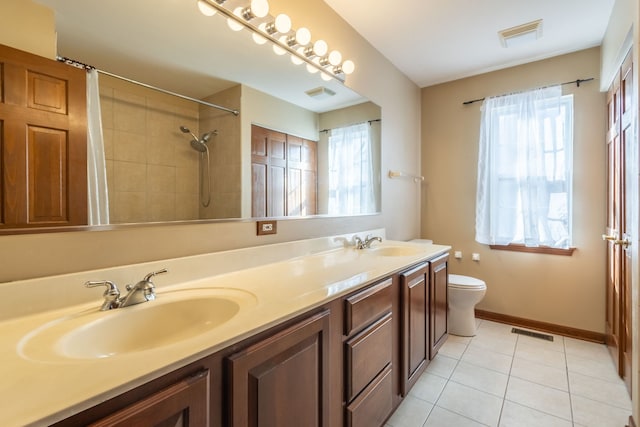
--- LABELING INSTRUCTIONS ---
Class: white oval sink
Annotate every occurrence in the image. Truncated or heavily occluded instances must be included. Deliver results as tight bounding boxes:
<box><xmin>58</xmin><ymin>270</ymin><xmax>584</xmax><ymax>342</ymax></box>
<box><xmin>18</xmin><ymin>288</ymin><xmax>256</xmax><ymax>362</ymax></box>
<box><xmin>368</xmin><ymin>246</ymin><xmax>424</xmax><ymax>257</ymax></box>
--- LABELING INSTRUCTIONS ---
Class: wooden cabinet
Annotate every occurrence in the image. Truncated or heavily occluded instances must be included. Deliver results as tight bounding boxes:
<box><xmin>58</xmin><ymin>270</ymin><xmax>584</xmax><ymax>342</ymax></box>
<box><xmin>227</xmin><ymin>309</ymin><xmax>332</xmax><ymax>427</ymax></box>
<box><xmin>343</xmin><ymin>278</ymin><xmax>394</xmax><ymax>427</ymax></box>
<box><xmin>399</xmin><ymin>263</ymin><xmax>429</xmax><ymax>396</ymax></box>
<box><xmin>429</xmin><ymin>254</ymin><xmax>449</xmax><ymax>358</ymax></box>
<box><xmin>88</xmin><ymin>370</ymin><xmax>209</xmax><ymax>427</ymax></box>
<box><xmin>0</xmin><ymin>43</ymin><xmax>87</xmax><ymax>229</ymax></box>
<box><xmin>49</xmin><ymin>253</ymin><xmax>449</xmax><ymax>427</ymax></box>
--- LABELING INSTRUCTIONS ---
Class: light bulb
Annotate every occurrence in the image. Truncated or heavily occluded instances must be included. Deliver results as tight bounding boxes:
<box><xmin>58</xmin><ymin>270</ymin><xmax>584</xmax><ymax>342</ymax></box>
<box><xmin>227</xmin><ymin>8</ymin><xmax>244</xmax><ymax>31</ymax></box>
<box><xmin>197</xmin><ymin>0</ymin><xmax>216</xmax><ymax>16</ymax></box>
<box><xmin>342</xmin><ymin>60</ymin><xmax>355</xmax><ymax>74</ymax></box>
<box><xmin>252</xmin><ymin>32</ymin><xmax>267</xmax><ymax>45</ymax></box>
<box><xmin>328</xmin><ymin>50</ymin><xmax>342</xmax><ymax>66</ymax></box>
<box><xmin>250</xmin><ymin>0</ymin><xmax>269</xmax><ymax>18</ymax></box>
<box><xmin>320</xmin><ymin>72</ymin><xmax>332</xmax><ymax>81</ymax></box>
<box><xmin>313</xmin><ymin>40</ymin><xmax>328</xmax><ymax>57</ymax></box>
<box><xmin>274</xmin><ymin>14</ymin><xmax>291</xmax><ymax>33</ymax></box>
<box><xmin>306</xmin><ymin>63</ymin><xmax>319</xmax><ymax>74</ymax></box>
<box><xmin>295</xmin><ymin>28</ymin><xmax>311</xmax><ymax>46</ymax></box>
<box><xmin>273</xmin><ymin>38</ymin><xmax>287</xmax><ymax>55</ymax></box>
<box><xmin>291</xmin><ymin>55</ymin><xmax>304</xmax><ymax>65</ymax></box>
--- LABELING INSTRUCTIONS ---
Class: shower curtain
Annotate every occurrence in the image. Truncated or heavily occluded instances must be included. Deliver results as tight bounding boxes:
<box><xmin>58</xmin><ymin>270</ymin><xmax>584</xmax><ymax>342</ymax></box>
<box><xmin>86</xmin><ymin>69</ymin><xmax>110</xmax><ymax>225</ymax></box>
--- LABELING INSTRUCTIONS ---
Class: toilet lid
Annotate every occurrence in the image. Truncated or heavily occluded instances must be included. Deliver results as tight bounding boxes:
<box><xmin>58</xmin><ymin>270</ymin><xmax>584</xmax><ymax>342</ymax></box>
<box><xmin>448</xmin><ymin>274</ymin><xmax>486</xmax><ymax>290</ymax></box>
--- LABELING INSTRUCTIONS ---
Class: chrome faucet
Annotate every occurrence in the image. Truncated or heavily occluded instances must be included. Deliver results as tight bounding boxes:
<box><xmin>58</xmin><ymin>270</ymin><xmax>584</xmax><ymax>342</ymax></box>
<box><xmin>85</xmin><ymin>268</ymin><xmax>168</xmax><ymax>310</ymax></box>
<box><xmin>353</xmin><ymin>235</ymin><xmax>383</xmax><ymax>249</ymax></box>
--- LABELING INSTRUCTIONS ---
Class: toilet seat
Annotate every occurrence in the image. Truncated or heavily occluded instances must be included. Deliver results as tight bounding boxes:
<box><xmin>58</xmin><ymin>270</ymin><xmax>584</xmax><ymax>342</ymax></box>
<box><xmin>448</xmin><ymin>274</ymin><xmax>486</xmax><ymax>290</ymax></box>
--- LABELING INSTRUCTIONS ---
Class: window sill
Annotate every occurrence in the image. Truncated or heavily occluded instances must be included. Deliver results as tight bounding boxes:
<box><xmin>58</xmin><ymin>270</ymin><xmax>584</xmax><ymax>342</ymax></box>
<box><xmin>489</xmin><ymin>244</ymin><xmax>576</xmax><ymax>256</ymax></box>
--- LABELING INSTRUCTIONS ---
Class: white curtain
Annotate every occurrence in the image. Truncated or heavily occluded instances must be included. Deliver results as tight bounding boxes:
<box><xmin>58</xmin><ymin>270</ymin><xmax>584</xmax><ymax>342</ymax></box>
<box><xmin>476</xmin><ymin>85</ymin><xmax>572</xmax><ymax>248</ymax></box>
<box><xmin>86</xmin><ymin>69</ymin><xmax>110</xmax><ymax>225</ymax></box>
<box><xmin>328</xmin><ymin>123</ymin><xmax>376</xmax><ymax>215</ymax></box>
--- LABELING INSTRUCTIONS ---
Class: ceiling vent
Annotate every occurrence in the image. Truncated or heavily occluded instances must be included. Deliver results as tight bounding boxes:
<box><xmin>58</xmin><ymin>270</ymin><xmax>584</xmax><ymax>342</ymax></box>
<box><xmin>498</xmin><ymin>19</ymin><xmax>543</xmax><ymax>48</ymax></box>
<box><xmin>305</xmin><ymin>86</ymin><xmax>336</xmax><ymax>99</ymax></box>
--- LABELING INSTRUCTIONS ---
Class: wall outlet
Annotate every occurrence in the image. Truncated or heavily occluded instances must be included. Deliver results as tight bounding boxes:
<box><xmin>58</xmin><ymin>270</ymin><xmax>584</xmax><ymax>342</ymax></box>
<box><xmin>257</xmin><ymin>220</ymin><xmax>277</xmax><ymax>236</ymax></box>
<box><xmin>472</xmin><ymin>253</ymin><xmax>480</xmax><ymax>261</ymax></box>
<box><xmin>454</xmin><ymin>251</ymin><xmax>463</xmax><ymax>259</ymax></box>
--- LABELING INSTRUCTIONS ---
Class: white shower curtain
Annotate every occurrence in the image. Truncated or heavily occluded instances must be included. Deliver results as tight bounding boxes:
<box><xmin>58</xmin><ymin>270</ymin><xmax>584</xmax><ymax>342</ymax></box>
<box><xmin>86</xmin><ymin>69</ymin><xmax>110</xmax><ymax>225</ymax></box>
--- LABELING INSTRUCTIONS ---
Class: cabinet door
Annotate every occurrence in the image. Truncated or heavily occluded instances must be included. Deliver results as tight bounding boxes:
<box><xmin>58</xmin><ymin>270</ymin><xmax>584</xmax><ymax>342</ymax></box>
<box><xmin>400</xmin><ymin>263</ymin><xmax>429</xmax><ymax>396</ymax></box>
<box><xmin>227</xmin><ymin>310</ymin><xmax>331</xmax><ymax>427</ymax></box>
<box><xmin>430</xmin><ymin>254</ymin><xmax>449</xmax><ymax>358</ymax></box>
<box><xmin>88</xmin><ymin>370</ymin><xmax>209</xmax><ymax>427</ymax></box>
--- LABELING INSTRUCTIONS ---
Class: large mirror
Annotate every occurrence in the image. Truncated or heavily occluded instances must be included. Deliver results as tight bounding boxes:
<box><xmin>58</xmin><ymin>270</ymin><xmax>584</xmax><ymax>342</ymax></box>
<box><xmin>32</xmin><ymin>0</ymin><xmax>382</xmax><ymax>227</ymax></box>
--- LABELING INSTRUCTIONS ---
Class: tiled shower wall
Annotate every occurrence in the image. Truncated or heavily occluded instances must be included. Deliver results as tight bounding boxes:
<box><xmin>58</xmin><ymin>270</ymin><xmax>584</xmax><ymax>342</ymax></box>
<box><xmin>99</xmin><ymin>75</ymin><xmax>240</xmax><ymax>223</ymax></box>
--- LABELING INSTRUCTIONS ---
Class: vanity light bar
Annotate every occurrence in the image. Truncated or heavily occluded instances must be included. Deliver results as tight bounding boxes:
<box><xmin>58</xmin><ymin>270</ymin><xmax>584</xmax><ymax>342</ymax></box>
<box><xmin>196</xmin><ymin>0</ymin><xmax>354</xmax><ymax>83</ymax></box>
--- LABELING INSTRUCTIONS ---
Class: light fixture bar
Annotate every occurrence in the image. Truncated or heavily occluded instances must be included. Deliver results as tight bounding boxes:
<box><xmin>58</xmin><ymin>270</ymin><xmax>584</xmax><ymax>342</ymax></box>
<box><xmin>199</xmin><ymin>0</ymin><xmax>347</xmax><ymax>83</ymax></box>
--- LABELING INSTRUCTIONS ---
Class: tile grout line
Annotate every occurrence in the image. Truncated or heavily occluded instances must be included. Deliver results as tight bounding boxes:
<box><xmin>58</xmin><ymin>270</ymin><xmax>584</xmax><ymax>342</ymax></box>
<box><xmin>495</xmin><ymin>332</ymin><xmax>518</xmax><ymax>427</ymax></box>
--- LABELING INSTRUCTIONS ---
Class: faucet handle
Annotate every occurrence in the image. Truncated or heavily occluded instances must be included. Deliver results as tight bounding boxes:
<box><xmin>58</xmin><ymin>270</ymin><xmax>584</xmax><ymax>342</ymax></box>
<box><xmin>143</xmin><ymin>268</ymin><xmax>168</xmax><ymax>282</ymax></box>
<box><xmin>85</xmin><ymin>280</ymin><xmax>121</xmax><ymax>311</ymax></box>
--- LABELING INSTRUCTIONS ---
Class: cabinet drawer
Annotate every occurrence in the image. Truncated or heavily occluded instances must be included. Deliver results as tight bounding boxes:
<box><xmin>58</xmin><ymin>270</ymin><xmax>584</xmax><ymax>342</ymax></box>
<box><xmin>344</xmin><ymin>278</ymin><xmax>392</xmax><ymax>335</ymax></box>
<box><xmin>345</xmin><ymin>364</ymin><xmax>393</xmax><ymax>427</ymax></box>
<box><xmin>345</xmin><ymin>313</ymin><xmax>393</xmax><ymax>402</ymax></box>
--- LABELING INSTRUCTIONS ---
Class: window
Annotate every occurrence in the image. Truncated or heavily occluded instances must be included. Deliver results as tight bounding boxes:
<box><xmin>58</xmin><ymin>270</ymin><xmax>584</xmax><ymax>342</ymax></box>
<box><xmin>327</xmin><ymin>123</ymin><xmax>376</xmax><ymax>215</ymax></box>
<box><xmin>475</xmin><ymin>86</ymin><xmax>573</xmax><ymax>250</ymax></box>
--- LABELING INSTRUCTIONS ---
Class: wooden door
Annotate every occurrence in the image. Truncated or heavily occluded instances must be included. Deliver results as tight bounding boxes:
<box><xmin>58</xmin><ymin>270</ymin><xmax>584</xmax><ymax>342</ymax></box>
<box><xmin>0</xmin><ymin>43</ymin><xmax>87</xmax><ymax>228</ymax></box>
<box><xmin>429</xmin><ymin>254</ymin><xmax>448</xmax><ymax>359</ymax></box>
<box><xmin>287</xmin><ymin>135</ymin><xmax>317</xmax><ymax>216</ymax></box>
<box><xmin>251</xmin><ymin>125</ymin><xmax>287</xmax><ymax>217</ymax></box>
<box><xmin>227</xmin><ymin>310</ymin><xmax>331</xmax><ymax>427</ymax></box>
<box><xmin>605</xmin><ymin>50</ymin><xmax>633</xmax><ymax>393</ymax></box>
<box><xmin>88</xmin><ymin>370</ymin><xmax>209</xmax><ymax>427</ymax></box>
<box><xmin>400</xmin><ymin>263</ymin><xmax>429</xmax><ymax>396</ymax></box>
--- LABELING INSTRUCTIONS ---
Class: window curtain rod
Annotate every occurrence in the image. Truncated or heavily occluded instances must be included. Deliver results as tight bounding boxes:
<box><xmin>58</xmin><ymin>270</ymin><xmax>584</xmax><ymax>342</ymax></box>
<box><xmin>320</xmin><ymin>118</ymin><xmax>381</xmax><ymax>133</ymax></box>
<box><xmin>57</xmin><ymin>56</ymin><xmax>240</xmax><ymax>116</ymax></box>
<box><xmin>462</xmin><ymin>77</ymin><xmax>595</xmax><ymax>106</ymax></box>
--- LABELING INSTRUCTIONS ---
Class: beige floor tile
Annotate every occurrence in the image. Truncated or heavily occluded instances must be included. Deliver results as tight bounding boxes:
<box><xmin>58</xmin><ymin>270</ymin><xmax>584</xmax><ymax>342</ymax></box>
<box><xmin>386</xmin><ymin>395</ymin><xmax>432</xmax><ymax>427</ymax></box>
<box><xmin>566</xmin><ymin>352</ymin><xmax>619</xmax><ymax>381</ymax></box>
<box><xmin>460</xmin><ymin>346</ymin><xmax>513</xmax><ymax>374</ymax></box>
<box><xmin>514</xmin><ymin>339</ymin><xmax>567</xmax><ymax>369</ymax></box>
<box><xmin>425</xmin><ymin>354</ymin><xmax>458</xmax><ymax>379</ymax></box>
<box><xmin>469</xmin><ymin>332</ymin><xmax>517</xmax><ymax>356</ymax></box>
<box><xmin>450</xmin><ymin>361</ymin><xmax>509</xmax><ymax>397</ymax></box>
<box><xmin>568</xmin><ymin>371</ymin><xmax>631</xmax><ymax>410</ymax></box>
<box><xmin>437</xmin><ymin>381</ymin><xmax>503</xmax><ymax>426</ymax></box>
<box><xmin>564</xmin><ymin>337</ymin><xmax>610</xmax><ymax>361</ymax></box>
<box><xmin>409</xmin><ymin>372</ymin><xmax>447</xmax><ymax>404</ymax></box>
<box><xmin>498</xmin><ymin>400</ymin><xmax>572</xmax><ymax>427</ymax></box>
<box><xmin>515</xmin><ymin>331</ymin><xmax>565</xmax><ymax>352</ymax></box>
<box><xmin>510</xmin><ymin>357</ymin><xmax>568</xmax><ymax>391</ymax></box>
<box><xmin>571</xmin><ymin>394</ymin><xmax>632</xmax><ymax>427</ymax></box>
<box><xmin>438</xmin><ymin>339</ymin><xmax>468</xmax><ymax>359</ymax></box>
<box><xmin>424</xmin><ymin>406</ymin><xmax>486</xmax><ymax>427</ymax></box>
<box><xmin>505</xmin><ymin>377</ymin><xmax>571</xmax><ymax>421</ymax></box>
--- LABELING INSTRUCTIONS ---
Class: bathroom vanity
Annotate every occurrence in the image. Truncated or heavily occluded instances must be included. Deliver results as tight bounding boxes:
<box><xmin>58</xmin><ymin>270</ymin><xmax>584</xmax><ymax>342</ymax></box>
<box><xmin>0</xmin><ymin>232</ymin><xmax>449</xmax><ymax>426</ymax></box>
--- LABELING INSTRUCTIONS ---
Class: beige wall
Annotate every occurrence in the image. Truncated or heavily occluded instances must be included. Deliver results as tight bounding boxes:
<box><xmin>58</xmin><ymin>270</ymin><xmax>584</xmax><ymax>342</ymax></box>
<box><xmin>0</xmin><ymin>0</ymin><xmax>56</xmax><ymax>59</ymax></box>
<box><xmin>0</xmin><ymin>0</ymin><xmax>420</xmax><ymax>282</ymax></box>
<box><xmin>421</xmin><ymin>47</ymin><xmax>606</xmax><ymax>333</ymax></box>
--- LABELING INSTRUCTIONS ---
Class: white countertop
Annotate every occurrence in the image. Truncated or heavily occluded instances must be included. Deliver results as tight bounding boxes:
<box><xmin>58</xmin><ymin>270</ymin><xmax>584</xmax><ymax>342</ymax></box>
<box><xmin>0</xmin><ymin>235</ymin><xmax>449</xmax><ymax>426</ymax></box>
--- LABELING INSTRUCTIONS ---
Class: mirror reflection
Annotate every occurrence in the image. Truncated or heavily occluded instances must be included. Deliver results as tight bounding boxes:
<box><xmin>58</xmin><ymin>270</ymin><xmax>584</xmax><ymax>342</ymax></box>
<box><xmin>36</xmin><ymin>0</ymin><xmax>382</xmax><ymax>226</ymax></box>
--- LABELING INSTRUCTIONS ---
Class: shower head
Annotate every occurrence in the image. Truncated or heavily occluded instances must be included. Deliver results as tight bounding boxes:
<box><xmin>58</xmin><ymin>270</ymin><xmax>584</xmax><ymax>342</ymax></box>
<box><xmin>201</xmin><ymin>130</ymin><xmax>218</xmax><ymax>143</ymax></box>
<box><xmin>180</xmin><ymin>125</ymin><xmax>208</xmax><ymax>153</ymax></box>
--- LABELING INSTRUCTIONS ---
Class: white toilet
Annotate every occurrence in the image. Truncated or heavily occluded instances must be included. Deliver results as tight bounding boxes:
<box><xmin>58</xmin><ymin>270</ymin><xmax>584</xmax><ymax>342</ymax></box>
<box><xmin>448</xmin><ymin>274</ymin><xmax>487</xmax><ymax>336</ymax></box>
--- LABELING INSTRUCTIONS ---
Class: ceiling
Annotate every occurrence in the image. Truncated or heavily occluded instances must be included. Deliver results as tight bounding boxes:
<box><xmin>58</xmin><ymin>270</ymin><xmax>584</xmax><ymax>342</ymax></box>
<box><xmin>324</xmin><ymin>0</ymin><xmax>616</xmax><ymax>88</ymax></box>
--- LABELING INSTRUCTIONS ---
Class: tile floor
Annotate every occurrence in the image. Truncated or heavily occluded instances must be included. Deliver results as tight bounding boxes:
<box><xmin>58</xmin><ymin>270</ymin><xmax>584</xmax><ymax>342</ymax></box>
<box><xmin>386</xmin><ymin>319</ymin><xmax>632</xmax><ymax>427</ymax></box>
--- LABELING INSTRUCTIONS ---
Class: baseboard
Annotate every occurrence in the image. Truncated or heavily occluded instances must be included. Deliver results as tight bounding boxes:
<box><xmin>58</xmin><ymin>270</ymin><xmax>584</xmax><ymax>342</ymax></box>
<box><xmin>475</xmin><ymin>309</ymin><xmax>606</xmax><ymax>343</ymax></box>
<box><xmin>628</xmin><ymin>415</ymin><xmax>636</xmax><ymax>427</ymax></box>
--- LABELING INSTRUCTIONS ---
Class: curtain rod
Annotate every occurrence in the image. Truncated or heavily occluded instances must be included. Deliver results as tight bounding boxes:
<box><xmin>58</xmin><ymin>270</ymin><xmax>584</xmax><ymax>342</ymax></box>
<box><xmin>462</xmin><ymin>78</ymin><xmax>595</xmax><ymax>106</ymax></box>
<box><xmin>57</xmin><ymin>56</ymin><xmax>240</xmax><ymax>116</ymax></box>
<box><xmin>320</xmin><ymin>118</ymin><xmax>381</xmax><ymax>133</ymax></box>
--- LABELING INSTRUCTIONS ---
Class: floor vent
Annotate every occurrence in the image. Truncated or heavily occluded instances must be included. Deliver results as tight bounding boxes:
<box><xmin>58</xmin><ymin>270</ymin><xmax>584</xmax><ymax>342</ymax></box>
<box><xmin>511</xmin><ymin>328</ymin><xmax>554</xmax><ymax>342</ymax></box>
